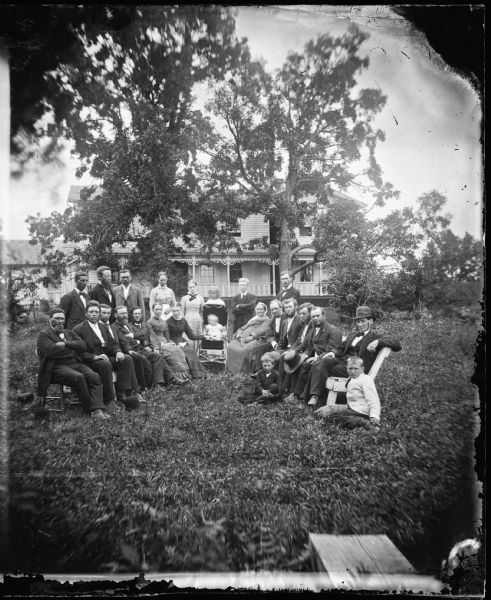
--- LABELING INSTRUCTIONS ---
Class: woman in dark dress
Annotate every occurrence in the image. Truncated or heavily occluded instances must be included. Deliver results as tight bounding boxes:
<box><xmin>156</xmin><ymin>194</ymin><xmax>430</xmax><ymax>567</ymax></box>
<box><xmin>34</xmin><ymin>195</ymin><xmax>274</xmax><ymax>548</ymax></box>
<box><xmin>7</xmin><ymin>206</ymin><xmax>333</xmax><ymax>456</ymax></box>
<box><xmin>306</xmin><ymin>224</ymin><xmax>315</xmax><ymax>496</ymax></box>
<box><xmin>166</xmin><ymin>304</ymin><xmax>207</xmax><ymax>379</ymax></box>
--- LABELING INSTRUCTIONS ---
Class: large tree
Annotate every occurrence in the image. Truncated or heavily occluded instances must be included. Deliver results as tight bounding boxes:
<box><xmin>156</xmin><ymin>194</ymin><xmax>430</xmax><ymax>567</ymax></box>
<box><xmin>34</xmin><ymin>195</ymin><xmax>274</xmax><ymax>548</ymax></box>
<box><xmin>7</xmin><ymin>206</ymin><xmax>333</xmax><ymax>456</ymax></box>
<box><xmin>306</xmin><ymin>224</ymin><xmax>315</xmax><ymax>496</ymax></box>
<box><xmin>25</xmin><ymin>6</ymin><xmax>245</xmax><ymax>273</ymax></box>
<box><xmin>201</xmin><ymin>24</ymin><xmax>398</xmax><ymax>272</ymax></box>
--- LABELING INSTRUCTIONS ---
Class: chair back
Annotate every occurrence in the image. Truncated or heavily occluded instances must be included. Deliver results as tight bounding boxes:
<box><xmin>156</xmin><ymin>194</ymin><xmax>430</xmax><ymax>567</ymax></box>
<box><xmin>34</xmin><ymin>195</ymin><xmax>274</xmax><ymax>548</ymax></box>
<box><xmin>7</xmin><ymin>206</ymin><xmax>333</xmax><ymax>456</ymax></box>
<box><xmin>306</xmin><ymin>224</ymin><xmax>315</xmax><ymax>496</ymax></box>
<box><xmin>203</xmin><ymin>304</ymin><xmax>228</xmax><ymax>327</ymax></box>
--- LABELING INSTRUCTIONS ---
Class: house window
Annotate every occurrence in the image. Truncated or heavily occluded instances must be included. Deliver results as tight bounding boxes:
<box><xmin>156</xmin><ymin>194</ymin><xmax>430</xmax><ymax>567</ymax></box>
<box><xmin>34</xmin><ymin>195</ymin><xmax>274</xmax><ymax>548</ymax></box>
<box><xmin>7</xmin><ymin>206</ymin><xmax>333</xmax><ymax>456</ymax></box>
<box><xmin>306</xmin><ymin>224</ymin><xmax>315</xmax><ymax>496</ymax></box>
<box><xmin>297</xmin><ymin>261</ymin><xmax>313</xmax><ymax>282</ymax></box>
<box><xmin>299</xmin><ymin>225</ymin><xmax>312</xmax><ymax>237</ymax></box>
<box><xmin>200</xmin><ymin>265</ymin><xmax>215</xmax><ymax>286</ymax></box>
<box><xmin>229</xmin><ymin>220</ymin><xmax>241</xmax><ymax>237</ymax></box>
<box><xmin>229</xmin><ymin>264</ymin><xmax>243</xmax><ymax>283</ymax></box>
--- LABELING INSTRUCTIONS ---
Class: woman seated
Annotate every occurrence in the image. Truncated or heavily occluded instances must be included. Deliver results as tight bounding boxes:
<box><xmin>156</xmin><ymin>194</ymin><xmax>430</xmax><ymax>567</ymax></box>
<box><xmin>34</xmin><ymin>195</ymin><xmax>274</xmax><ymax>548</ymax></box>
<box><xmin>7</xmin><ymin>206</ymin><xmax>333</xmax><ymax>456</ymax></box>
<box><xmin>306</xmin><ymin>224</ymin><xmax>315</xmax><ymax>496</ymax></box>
<box><xmin>146</xmin><ymin>303</ymin><xmax>191</xmax><ymax>383</ymax></box>
<box><xmin>226</xmin><ymin>302</ymin><xmax>272</xmax><ymax>374</ymax></box>
<box><xmin>166</xmin><ymin>304</ymin><xmax>207</xmax><ymax>379</ymax></box>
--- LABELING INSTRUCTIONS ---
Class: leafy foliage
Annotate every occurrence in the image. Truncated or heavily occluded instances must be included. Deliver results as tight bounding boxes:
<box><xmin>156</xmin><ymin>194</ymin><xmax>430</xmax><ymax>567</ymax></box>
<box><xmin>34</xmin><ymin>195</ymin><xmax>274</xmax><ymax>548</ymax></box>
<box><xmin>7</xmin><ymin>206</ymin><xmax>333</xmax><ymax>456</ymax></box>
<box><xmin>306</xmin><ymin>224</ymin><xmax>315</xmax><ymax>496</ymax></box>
<box><xmin>203</xmin><ymin>24</ymin><xmax>398</xmax><ymax>270</ymax></box>
<box><xmin>8</xmin><ymin>316</ymin><xmax>480</xmax><ymax>576</ymax></box>
<box><xmin>24</xmin><ymin>6</ymin><xmax>244</xmax><ymax>270</ymax></box>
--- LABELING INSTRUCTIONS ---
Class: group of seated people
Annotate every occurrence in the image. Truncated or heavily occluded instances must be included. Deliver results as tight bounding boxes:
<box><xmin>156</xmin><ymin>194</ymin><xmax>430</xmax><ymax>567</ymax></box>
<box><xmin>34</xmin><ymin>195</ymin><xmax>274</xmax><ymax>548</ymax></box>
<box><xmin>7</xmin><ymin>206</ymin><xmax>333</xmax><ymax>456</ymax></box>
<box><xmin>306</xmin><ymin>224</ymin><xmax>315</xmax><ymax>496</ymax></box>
<box><xmin>37</xmin><ymin>266</ymin><xmax>228</xmax><ymax>420</ymax></box>
<box><xmin>36</xmin><ymin>265</ymin><xmax>402</xmax><ymax>429</ymax></box>
<box><xmin>232</xmin><ymin>298</ymin><xmax>402</xmax><ymax>432</ymax></box>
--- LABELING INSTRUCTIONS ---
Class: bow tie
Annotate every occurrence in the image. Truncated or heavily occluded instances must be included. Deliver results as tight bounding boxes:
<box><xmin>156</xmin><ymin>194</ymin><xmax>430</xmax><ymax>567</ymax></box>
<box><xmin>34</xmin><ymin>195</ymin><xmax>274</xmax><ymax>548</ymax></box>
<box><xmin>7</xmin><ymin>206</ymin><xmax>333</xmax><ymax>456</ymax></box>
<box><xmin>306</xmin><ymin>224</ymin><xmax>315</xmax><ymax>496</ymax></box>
<box><xmin>79</xmin><ymin>291</ymin><xmax>87</xmax><ymax>297</ymax></box>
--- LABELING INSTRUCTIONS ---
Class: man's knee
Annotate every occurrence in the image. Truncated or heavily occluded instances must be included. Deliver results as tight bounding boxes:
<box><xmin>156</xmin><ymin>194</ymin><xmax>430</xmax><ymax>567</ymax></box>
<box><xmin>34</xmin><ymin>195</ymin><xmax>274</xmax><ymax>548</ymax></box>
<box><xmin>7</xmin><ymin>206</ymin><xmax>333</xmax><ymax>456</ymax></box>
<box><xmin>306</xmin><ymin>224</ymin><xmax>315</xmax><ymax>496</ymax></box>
<box><xmin>321</xmin><ymin>356</ymin><xmax>337</xmax><ymax>370</ymax></box>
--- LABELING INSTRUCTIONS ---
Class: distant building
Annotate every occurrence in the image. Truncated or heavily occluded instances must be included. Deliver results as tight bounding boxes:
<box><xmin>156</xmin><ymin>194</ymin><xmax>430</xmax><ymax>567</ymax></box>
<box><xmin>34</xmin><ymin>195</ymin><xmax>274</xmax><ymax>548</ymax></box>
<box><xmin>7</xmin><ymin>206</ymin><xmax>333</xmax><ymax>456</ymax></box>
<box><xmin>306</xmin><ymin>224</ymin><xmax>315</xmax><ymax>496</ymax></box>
<box><xmin>63</xmin><ymin>185</ymin><xmax>366</xmax><ymax>299</ymax></box>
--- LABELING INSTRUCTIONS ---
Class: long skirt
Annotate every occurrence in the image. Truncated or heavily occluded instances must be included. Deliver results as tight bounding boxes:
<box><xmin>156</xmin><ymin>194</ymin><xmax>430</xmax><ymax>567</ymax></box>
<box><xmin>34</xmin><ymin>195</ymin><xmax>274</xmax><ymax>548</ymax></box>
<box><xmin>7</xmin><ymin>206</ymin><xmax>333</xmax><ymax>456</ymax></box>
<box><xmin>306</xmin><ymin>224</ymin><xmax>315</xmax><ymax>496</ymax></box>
<box><xmin>226</xmin><ymin>339</ymin><xmax>272</xmax><ymax>374</ymax></box>
<box><xmin>160</xmin><ymin>343</ymin><xmax>191</xmax><ymax>382</ymax></box>
<box><xmin>182</xmin><ymin>347</ymin><xmax>207</xmax><ymax>378</ymax></box>
<box><xmin>185</xmin><ymin>314</ymin><xmax>203</xmax><ymax>353</ymax></box>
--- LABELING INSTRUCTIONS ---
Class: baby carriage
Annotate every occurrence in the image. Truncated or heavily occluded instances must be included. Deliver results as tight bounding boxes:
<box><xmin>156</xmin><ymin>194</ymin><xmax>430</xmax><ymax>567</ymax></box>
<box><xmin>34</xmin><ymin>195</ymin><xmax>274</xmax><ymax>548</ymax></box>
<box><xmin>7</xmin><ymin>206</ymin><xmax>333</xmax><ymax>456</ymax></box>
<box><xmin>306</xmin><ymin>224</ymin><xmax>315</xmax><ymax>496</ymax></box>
<box><xmin>199</xmin><ymin>303</ymin><xmax>228</xmax><ymax>371</ymax></box>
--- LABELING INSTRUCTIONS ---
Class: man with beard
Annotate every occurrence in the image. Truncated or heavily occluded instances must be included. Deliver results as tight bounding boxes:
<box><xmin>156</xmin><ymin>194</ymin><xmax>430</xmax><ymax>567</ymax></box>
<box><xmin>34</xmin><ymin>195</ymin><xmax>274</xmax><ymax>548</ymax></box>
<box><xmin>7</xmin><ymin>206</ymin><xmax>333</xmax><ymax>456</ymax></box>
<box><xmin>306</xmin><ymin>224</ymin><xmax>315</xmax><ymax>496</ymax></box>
<box><xmin>112</xmin><ymin>305</ymin><xmax>179</xmax><ymax>390</ymax></box>
<box><xmin>307</xmin><ymin>306</ymin><xmax>402</xmax><ymax>407</ymax></box>
<box><xmin>289</xmin><ymin>306</ymin><xmax>343</xmax><ymax>405</ymax></box>
<box><xmin>36</xmin><ymin>307</ymin><xmax>109</xmax><ymax>419</ymax></box>
<box><xmin>88</xmin><ymin>266</ymin><xmax>116</xmax><ymax>321</ymax></box>
<box><xmin>73</xmin><ymin>300</ymin><xmax>142</xmax><ymax>409</ymax></box>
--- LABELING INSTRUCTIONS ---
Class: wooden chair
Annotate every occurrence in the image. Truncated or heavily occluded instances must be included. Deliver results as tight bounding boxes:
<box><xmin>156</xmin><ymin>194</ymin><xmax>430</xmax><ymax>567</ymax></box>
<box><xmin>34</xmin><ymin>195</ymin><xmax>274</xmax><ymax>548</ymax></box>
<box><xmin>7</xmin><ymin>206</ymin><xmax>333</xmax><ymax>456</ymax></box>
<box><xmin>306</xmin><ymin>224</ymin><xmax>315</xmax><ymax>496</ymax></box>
<box><xmin>325</xmin><ymin>347</ymin><xmax>392</xmax><ymax>405</ymax></box>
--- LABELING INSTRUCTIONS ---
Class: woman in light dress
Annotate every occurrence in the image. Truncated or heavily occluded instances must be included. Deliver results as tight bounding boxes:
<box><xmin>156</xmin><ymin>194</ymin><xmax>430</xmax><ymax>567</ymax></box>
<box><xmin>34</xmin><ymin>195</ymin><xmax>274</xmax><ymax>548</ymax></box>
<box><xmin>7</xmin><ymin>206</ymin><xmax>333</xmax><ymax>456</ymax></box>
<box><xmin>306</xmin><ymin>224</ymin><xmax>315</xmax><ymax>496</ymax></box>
<box><xmin>225</xmin><ymin>302</ymin><xmax>273</xmax><ymax>374</ymax></box>
<box><xmin>149</xmin><ymin>271</ymin><xmax>177</xmax><ymax>309</ymax></box>
<box><xmin>166</xmin><ymin>304</ymin><xmax>207</xmax><ymax>379</ymax></box>
<box><xmin>181</xmin><ymin>280</ymin><xmax>204</xmax><ymax>352</ymax></box>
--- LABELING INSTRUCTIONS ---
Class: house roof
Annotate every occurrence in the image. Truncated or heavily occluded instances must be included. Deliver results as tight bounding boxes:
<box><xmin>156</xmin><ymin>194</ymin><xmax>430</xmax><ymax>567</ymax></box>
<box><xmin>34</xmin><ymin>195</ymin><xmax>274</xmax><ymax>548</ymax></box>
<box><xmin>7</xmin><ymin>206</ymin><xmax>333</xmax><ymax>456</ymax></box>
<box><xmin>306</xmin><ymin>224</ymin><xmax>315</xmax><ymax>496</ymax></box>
<box><xmin>2</xmin><ymin>239</ymin><xmax>45</xmax><ymax>265</ymax></box>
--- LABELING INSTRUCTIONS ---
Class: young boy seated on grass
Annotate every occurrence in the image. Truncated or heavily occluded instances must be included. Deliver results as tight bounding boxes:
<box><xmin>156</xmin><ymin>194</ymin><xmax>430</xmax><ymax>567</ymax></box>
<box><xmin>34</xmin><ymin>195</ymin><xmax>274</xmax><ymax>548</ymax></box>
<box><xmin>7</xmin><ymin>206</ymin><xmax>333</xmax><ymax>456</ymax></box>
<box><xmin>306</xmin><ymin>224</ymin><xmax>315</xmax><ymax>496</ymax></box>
<box><xmin>315</xmin><ymin>356</ymin><xmax>381</xmax><ymax>432</ymax></box>
<box><xmin>238</xmin><ymin>352</ymin><xmax>282</xmax><ymax>405</ymax></box>
<box><xmin>203</xmin><ymin>314</ymin><xmax>227</xmax><ymax>341</ymax></box>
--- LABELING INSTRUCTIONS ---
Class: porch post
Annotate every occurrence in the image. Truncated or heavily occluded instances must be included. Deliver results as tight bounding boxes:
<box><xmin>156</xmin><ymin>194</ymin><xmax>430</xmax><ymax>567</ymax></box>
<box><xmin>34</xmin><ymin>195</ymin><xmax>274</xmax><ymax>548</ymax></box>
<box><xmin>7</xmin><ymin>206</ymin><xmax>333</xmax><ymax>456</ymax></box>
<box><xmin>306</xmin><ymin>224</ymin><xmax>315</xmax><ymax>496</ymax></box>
<box><xmin>272</xmin><ymin>260</ymin><xmax>276</xmax><ymax>296</ymax></box>
<box><xmin>226</xmin><ymin>258</ymin><xmax>231</xmax><ymax>297</ymax></box>
<box><xmin>192</xmin><ymin>255</ymin><xmax>196</xmax><ymax>280</ymax></box>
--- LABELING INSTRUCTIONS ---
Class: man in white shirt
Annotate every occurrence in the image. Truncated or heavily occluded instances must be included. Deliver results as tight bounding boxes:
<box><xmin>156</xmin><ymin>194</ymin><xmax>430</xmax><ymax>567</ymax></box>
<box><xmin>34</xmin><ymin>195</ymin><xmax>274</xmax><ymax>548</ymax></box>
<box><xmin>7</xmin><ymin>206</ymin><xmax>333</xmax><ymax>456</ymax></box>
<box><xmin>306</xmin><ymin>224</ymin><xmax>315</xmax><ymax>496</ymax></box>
<box><xmin>114</xmin><ymin>269</ymin><xmax>146</xmax><ymax>320</ymax></box>
<box><xmin>315</xmin><ymin>356</ymin><xmax>381</xmax><ymax>432</ymax></box>
<box><xmin>73</xmin><ymin>301</ymin><xmax>142</xmax><ymax>409</ymax></box>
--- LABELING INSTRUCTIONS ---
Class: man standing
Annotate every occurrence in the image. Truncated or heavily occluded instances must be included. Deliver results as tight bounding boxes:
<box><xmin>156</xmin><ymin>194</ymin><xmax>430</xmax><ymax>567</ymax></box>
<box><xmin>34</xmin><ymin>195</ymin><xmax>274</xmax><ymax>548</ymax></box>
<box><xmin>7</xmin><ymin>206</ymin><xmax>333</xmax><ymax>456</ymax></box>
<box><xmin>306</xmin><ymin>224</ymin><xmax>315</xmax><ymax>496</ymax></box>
<box><xmin>289</xmin><ymin>306</ymin><xmax>342</xmax><ymax>404</ymax></box>
<box><xmin>307</xmin><ymin>305</ymin><xmax>402</xmax><ymax>407</ymax></box>
<box><xmin>129</xmin><ymin>307</ymin><xmax>186</xmax><ymax>387</ymax></box>
<box><xmin>149</xmin><ymin>271</ymin><xmax>176</xmax><ymax>309</ymax></box>
<box><xmin>231</xmin><ymin>277</ymin><xmax>256</xmax><ymax>333</ymax></box>
<box><xmin>59</xmin><ymin>271</ymin><xmax>89</xmax><ymax>330</ymax></box>
<box><xmin>114</xmin><ymin>269</ymin><xmax>145</xmax><ymax>320</ymax></box>
<box><xmin>88</xmin><ymin>266</ymin><xmax>116</xmax><ymax>320</ymax></box>
<box><xmin>37</xmin><ymin>307</ymin><xmax>109</xmax><ymax>419</ymax></box>
<box><xmin>73</xmin><ymin>300</ymin><xmax>142</xmax><ymax>408</ymax></box>
<box><xmin>276</xmin><ymin>271</ymin><xmax>301</xmax><ymax>304</ymax></box>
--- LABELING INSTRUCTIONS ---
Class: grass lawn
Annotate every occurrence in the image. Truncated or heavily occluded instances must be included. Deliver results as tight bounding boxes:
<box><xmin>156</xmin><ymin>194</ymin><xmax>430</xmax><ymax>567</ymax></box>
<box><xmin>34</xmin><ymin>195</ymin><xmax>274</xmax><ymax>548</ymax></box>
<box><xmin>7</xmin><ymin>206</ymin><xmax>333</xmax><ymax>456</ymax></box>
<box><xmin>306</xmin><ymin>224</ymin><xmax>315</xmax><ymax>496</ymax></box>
<box><xmin>7</xmin><ymin>314</ymin><xmax>481</xmax><ymax>574</ymax></box>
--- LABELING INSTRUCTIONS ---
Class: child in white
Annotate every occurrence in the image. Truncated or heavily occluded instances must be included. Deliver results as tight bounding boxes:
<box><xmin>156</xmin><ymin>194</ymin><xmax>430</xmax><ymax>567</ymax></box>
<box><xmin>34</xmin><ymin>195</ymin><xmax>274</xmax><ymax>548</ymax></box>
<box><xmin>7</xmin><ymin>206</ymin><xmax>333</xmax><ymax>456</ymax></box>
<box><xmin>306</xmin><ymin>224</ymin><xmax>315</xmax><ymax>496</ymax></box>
<box><xmin>316</xmin><ymin>356</ymin><xmax>381</xmax><ymax>431</ymax></box>
<box><xmin>203</xmin><ymin>314</ymin><xmax>227</xmax><ymax>341</ymax></box>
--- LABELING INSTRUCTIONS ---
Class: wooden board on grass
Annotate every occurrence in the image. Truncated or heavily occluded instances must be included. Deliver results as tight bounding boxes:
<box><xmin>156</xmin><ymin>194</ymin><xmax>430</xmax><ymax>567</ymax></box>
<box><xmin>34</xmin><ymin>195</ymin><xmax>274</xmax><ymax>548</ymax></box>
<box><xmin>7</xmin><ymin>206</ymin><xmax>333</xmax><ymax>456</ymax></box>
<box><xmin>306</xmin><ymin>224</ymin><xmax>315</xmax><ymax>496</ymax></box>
<box><xmin>309</xmin><ymin>534</ymin><xmax>417</xmax><ymax>575</ymax></box>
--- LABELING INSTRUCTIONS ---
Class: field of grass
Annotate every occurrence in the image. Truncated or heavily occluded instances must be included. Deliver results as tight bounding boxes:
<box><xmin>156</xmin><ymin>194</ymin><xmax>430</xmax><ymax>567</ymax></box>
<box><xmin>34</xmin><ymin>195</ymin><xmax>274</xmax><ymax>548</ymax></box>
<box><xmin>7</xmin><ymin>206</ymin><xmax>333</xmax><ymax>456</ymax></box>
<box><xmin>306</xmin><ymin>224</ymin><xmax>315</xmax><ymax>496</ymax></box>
<box><xmin>7</xmin><ymin>314</ymin><xmax>481</xmax><ymax>575</ymax></box>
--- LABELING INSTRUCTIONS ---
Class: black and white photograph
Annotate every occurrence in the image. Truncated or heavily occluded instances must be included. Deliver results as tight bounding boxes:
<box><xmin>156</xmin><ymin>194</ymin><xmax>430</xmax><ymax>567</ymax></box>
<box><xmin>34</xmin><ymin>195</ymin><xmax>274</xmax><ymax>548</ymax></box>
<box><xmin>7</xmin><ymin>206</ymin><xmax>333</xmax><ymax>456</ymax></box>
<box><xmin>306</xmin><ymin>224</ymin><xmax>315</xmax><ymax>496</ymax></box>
<box><xmin>0</xmin><ymin>4</ymin><xmax>484</xmax><ymax>595</ymax></box>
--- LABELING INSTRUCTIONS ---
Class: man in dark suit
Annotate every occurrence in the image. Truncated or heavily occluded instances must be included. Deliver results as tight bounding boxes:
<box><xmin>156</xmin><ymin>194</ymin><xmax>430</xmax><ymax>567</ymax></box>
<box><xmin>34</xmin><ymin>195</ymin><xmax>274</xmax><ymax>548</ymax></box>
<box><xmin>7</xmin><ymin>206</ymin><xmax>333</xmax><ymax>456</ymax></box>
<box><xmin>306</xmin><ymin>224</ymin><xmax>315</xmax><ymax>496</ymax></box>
<box><xmin>88</xmin><ymin>265</ymin><xmax>116</xmax><ymax>321</ymax></box>
<box><xmin>265</xmin><ymin>299</ymin><xmax>283</xmax><ymax>351</ymax></box>
<box><xmin>112</xmin><ymin>305</ymin><xmax>178</xmax><ymax>390</ymax></box>
<box><xmin>114</xmin><ymin>269</ymin><xmax>146</xmax><ymax>321</ymax></box>
<box><xmin>276</xmin><ymin>271</ymin><xmax>301</xmax><ymax>304</ymax></box>
<box><xmin>307</xmin><ymin>305</ymin><xmax>402</xmax><ymax>406</ymax></box>
<box><xmin>59</xmin><ymin>271</ymin><xmax>89</xmax><ymax>330</ymax></box>
<box><xmin>275</xmin><ymin>298</ymin><xmax>303</xmax><ymax>387</ymax></box>
<box><xmin>73</xmin><ymin>300</ymin><xmax>142</xmax><ymax>407</ymax></box>
<box><xmin>231</xmin><ymin>277</ymin><xmax>256</xmax><ymax>333</ymax></box>
<box><xmin>36</xmin><ymin>307</ymin><xmax>108</xmax><ymax>419</ymax></box>
<box><xmin>277</xmin><ymin>298</ymin><xmax>303</xmax><ymax>353</ymax></box>
<box><xmin>291</xmin><ymin>306</ymin><xmax>342</xmax><ymax>403</ymax></box>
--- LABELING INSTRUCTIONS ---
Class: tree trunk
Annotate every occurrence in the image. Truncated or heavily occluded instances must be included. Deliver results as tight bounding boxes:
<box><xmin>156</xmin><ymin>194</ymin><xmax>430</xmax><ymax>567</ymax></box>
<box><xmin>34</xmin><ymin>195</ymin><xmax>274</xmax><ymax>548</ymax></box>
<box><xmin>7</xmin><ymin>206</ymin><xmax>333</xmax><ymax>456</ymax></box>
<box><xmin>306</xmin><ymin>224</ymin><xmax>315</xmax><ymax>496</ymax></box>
<box><xmin>278</xmin><ymin>217</ymin><xmax>291</xmax><ymax>273</ymax></box>
<box><xmin>278</xmin><ymin>182</ymin><xmax>292</xmax><ymax>273</ymax></box>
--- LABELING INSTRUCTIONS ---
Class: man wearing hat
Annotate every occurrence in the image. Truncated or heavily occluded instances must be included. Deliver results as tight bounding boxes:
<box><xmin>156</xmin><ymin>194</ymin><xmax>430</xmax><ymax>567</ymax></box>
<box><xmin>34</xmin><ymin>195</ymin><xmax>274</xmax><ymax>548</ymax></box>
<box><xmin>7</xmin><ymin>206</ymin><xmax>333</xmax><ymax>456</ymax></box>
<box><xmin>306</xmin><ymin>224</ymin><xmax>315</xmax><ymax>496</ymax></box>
<box><xmin>306</xmin><ymin>305</ymin><xmax>402</xmax><ymax>407</ymax></box>
<box><xmin>284</xmin><ymin>306</ymin><xmax>342</xmax><ymax>403</ymax></box>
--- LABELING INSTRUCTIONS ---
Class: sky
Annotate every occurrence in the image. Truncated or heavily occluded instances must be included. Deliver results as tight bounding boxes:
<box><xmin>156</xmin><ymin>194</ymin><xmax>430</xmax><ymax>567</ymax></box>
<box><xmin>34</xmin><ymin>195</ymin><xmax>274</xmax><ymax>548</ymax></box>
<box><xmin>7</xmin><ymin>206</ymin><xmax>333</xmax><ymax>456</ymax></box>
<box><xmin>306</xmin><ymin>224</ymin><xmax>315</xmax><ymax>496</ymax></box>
<box><xmin>5</xmin><ymin>5</ymin><xmax>483</xmax><ymax>241</ymax></box>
